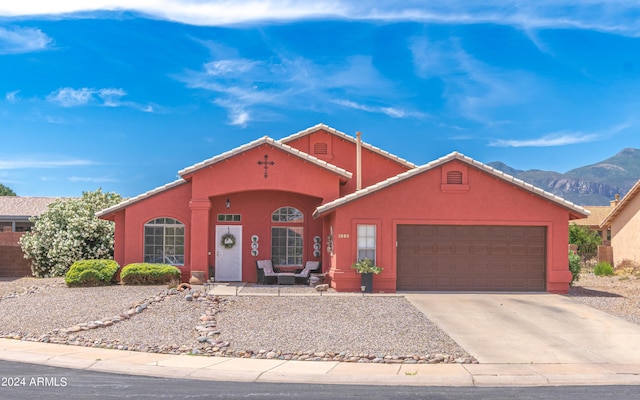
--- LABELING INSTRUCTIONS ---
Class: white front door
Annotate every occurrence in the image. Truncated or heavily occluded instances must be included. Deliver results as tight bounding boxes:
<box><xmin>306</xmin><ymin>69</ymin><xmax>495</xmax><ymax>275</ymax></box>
<box><xmin>215</xmin><ymin>225</ymin><xmax>242</xmax><ymax>281</ymax></box>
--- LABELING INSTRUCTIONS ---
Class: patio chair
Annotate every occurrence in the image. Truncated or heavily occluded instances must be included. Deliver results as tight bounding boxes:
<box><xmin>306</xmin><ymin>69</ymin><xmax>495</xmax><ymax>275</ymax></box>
<box><xmin>256</xmin><ymin>260</ymin><xmax>278</xmax><ymax>285</ymax></box>
<box><xmin>294</xmin><ymin>261</ymin><xmax>320</xmax><ymax>284</ymax></box>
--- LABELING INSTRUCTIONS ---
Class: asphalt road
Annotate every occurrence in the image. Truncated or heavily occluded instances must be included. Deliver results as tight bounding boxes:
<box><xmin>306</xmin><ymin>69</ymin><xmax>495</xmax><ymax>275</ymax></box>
<box><xmin>1</xmin><ymin>360</ymin><xmax>640</xmax><ymax>400</ymax></box>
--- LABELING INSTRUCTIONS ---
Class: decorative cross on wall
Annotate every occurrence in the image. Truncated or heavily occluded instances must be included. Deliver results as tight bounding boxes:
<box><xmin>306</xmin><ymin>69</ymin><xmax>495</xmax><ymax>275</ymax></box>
<box><xmin>257</xmin><ymin>154</ymin><xmax>275</xmax><ymax>178</ymax></box>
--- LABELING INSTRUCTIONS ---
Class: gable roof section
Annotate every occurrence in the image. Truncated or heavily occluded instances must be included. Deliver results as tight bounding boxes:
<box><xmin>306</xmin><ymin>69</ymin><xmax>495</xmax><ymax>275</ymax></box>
<box><xmin>96</xmin><ymin>179</ymin><xmax>188</xmax><ymax>218</ymax></box>
<box><xmin>279</xmin><ymin>123</ymin><xmax>417</xmax><ymax>169</ymax></box>
<box><xmin>179</xmin><ymin>136</ymin><xmax>352</xmax><ymax>180</ymax></box>
<box><xmin>600</xmin><ymin>178</ymin><xmax>640</xmax><ymax>228</ymax></box>
<box><xmin>0</xmin><ymin>197</ymin><xmax>61</xmax><ymax>219</ymax></box>
<box><xmin>97</xmin><ymin>135</ymin><xmax>353</xmax><ymax>218</ymax></box>
<box><xmin>314</xmin><ymin>152</ymin><xmax>590</xmax><ymax>219</ymax></box>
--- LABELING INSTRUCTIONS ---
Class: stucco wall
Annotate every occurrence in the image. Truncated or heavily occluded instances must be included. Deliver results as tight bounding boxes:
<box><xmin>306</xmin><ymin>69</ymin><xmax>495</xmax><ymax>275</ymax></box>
<box><xmin>284</xmin><ymin>129</ymin><xmax>411</xmax><ymax>195</ymax></box>
<box><xmin>111</xmin><ymin>182</ymin><xmax>192</xmax><ymax>273</ymax></box>
<box><xmin>207</xmin><ymin>190</ymin><xmax>323</xmax><ymax>283</ymax></box>
<box><xmin>611</xmin><ymin>194</ymin><xmax>640</xmax><ymax>265</ymax></box>
<box><xmin>326</xmin><ymin>160</ymin><xmax>572</xmax><ymax>293</ymax></box>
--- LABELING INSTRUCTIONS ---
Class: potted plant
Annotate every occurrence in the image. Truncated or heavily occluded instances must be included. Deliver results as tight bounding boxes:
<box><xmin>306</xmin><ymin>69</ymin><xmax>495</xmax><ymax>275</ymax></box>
<box><xmin>351</xmin><ymin>258</ymin><xmax>383</xmax><ymax>293</ymax></box>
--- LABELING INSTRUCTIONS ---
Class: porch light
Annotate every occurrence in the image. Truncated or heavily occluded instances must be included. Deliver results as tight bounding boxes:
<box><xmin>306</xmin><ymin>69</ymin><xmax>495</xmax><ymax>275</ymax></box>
<box><xmin>225</xmin><ymin>197</ymin><xmax>231</xmax><ymax>209</ymax></box>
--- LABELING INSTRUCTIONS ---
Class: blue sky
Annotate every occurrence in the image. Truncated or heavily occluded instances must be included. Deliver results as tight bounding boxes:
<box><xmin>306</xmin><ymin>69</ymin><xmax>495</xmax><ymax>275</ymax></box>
<box><xmin>2</xmin><ymin>1</ymin><xmax>640</xmax><ymax>197</ymax></box>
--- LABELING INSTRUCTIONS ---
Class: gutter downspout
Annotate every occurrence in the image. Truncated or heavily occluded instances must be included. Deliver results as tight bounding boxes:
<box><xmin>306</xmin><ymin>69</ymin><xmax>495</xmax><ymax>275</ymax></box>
<box><xmin>356</xmin><ymin>131</ymin><xmax>362</xmax><ymax>191</ymax></box>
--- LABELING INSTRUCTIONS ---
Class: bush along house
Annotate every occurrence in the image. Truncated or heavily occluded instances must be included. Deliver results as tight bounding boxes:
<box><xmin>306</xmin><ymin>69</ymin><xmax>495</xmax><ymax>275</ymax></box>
<box><xmin>97</xmin><ymin>124</ymin><xmax>589</xmax><ymax>293</ymax></box>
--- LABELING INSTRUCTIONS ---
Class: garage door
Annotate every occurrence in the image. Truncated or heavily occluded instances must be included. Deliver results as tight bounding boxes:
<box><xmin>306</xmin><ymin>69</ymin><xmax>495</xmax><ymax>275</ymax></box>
<box><xmin>396</xmin><ymin>225</ymin><xmax>546</xmax><ymax>291</ymax></box>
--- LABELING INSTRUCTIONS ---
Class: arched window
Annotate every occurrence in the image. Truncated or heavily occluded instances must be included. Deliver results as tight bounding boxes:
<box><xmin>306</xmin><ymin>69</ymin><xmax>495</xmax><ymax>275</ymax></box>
<box><xmin>144</xmin><ymin>217</ymin><xmax>185</xmax><ymax>265</ymax></box>
<box><xmin>271</xmin><ymin>207</ymin><xmax>304</xmax><ymax>266</ymax></box>
<box><xmin>271</xmin><ymin>207</ymin><xmax>304</xmax><ymax>222</ymax></box>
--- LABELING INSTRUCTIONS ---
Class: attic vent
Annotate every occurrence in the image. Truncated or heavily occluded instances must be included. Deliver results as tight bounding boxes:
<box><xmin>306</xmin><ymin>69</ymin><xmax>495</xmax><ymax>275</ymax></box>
<box><xmin>447</xmin><ymin>171</ymin><xmax>463</xmax><ymax>185</ymax></box>
<box><xmin>313</xmin><ymin>142</ymin><xmax>328</xmax><ymax>155</ymax></box>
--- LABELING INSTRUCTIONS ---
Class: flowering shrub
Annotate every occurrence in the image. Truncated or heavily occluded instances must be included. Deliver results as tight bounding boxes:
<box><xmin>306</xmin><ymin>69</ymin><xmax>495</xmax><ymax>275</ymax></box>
<box><xmin>120</xmin><ymin>263</ymin><xmax>181</xmax><ymax>285</ymax></box>
<box><xmin>19</xmin><ymin>189</ymin><xmax>122</xmax><ymax>277</ymax></box>
<box><xmin>65</xmin><ymin>259</ymin><xmax>119</xmax><ymax>287</ymax></box>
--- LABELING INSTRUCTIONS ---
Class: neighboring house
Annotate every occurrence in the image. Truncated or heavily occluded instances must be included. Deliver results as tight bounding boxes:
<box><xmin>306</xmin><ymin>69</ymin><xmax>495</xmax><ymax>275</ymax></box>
<box><xmin>0</xmin><ymin>197</ymin><xmax>59</xmax><ymax>277</ymax></box>
<box><xmin>571</xmin><ymin>195</ymin><xmax>620</xmax><ymax>244</ymax></box>
<box><xmin>600</xmin><ymin>181</ymin><xmax>640</xmax><ymax>266</ymax></box>
<box><xmin>97</xmin><ymin>124</ymin><xmax>588</xmax><ymax>294</ymax></box>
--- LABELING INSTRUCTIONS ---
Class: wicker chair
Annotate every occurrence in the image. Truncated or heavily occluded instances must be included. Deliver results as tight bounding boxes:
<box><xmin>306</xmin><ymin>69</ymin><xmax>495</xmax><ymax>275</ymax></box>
<box><xmin>294</xmin><ymin>261</ymin><xmax>320</xmax><ymax>284</ymax></box>
<box><xmin>256</xmin><ymin>260</ymin><xmax>278</xmax><ymax>284</ymax></box>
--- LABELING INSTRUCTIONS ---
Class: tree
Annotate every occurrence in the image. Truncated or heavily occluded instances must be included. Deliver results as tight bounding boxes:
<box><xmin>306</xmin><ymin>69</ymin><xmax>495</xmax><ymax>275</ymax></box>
<box><xmin>0</xmin><ymin>183</ymin><xmax>16</xmax><ymax>196</ymax></box>
<box><xmin>19</xmin><ymin>189</ymin><xmax>122</xmax><ymax>277</ymax></box>
<box><xmin>569</xmin><ymin>223</ymin><xmax>602</xmax><ymax>248</ymax></box>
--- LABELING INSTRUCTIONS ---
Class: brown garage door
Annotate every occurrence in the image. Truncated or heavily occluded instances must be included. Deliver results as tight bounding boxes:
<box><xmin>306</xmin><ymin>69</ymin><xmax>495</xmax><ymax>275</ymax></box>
<box><xmin>397</xmin><ymin>225</ymin><xmax>546</xmax><ymax>291</ymax></box>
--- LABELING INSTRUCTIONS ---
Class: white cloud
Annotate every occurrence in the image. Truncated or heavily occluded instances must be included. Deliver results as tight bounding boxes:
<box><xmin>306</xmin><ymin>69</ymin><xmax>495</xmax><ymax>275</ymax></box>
<box><xmin>47</xmin><ymin>87</ymin><xmax>96</xmax><ymax>107</ymax></box>
<box><xmin>46</xmin><ymin>87</ymin><xmax>153</xmax><ymax>111</ymax></box>
<box><xmin>5</xmin><ymin>90</ymin><xmax>19</xmax><ymax>102</ymax></box>
<box><xmin>181</xmin><ymin>52</ymin><xmax>399</xmax><ymax>126</ymax></box>
<box><xmin>0</xmin><ymin>26</ymin><xmax>52</xmax><ymax>54</ymax></box>
<box><xmin>489</xmin><ymin>122</ymin><xmax>631</xmax><ymax>147</ymax></box>
<box><xmin>2</xmin><ymin>1</ymin><xmax>640</xmax><ymax>37</ymax></box>
<box><xmin>204</xmin><ymin>59</ymin><xmax>258</xmax><ymax>76</ymax></box>
<box><xmin>97</xmin><ymin>88</ymin><xmax>127</xmax><ymax>107</ymax></box>
<box><xmin>332</xmin><ymin>99</ymin><xmax>426</xmax><ymax>119</ymax></box>
<box><xmin>0</xmin><ymin>158</ymin><xmax>94</xmax><ymax>169</ymax></box>
<box><xmin>410</xmin><ymin>36</ymin><xmax>541</xmax><ymax>125</ymax></box>
<box><xmin>68</xmin><ymin>176</ymin><xmax>117</xmax><ymax>183</ymax></box>
<box><xmin>489</xmin><ymin>132</ymin><xmax>601</xmax><ymax>147</ymax></box>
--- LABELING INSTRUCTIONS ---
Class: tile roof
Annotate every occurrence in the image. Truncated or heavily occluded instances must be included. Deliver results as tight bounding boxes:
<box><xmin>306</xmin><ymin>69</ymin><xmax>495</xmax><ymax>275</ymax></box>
<box><xmin>97</xmin><ymin>136</ymin><xmax>353</xmax><ymax>218</ymax></box>
<box><xmin>0</xmin><ymin>197</ymin><xmax>61</xmax><ymax>218</ymax></box>
<box><xmin>278</xmin><ymin>123</ymin><xmax>417</xmax><ymax>169</ymax></box>
<box><xmin>178</xmin><ymin>136</ymin><xmax>352</xmax><ymax>180</ymax></box>
<box><xmin>600</xmin><ymin>178</ymin><xmax>640</xmax><ymax>228</ymax></box>
<box><xmin>313</xmin><ymin>152</ymin><xmax>590</xmax><ymax>219</ymax></box>
<box><xmin>95</xmin><ymin>179</ymin><xmax>188</xmax><ymax>218</ymax></box>
<box><xmin>573</xmin><ymin>205</ymin><xmax>614</xmax><ymax>227</ymax></box>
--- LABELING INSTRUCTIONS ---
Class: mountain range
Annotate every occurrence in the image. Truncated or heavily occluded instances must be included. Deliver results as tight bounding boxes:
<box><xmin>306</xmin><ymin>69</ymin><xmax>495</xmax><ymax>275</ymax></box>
<box><xmin>487</xmin><ymin>148</ymin><xmax>640</xmax><ymax>206</ymax></box>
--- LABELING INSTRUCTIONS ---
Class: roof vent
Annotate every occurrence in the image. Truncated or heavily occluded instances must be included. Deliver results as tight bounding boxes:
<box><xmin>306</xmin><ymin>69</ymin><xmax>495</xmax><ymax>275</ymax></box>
<box><xmin>313</xmin><ymin>142</ymin><xmax>328</xmax><ymax>155</ymax></box>
<box><xmin>447</xmin><ymin>171</ymin><xmax>463</xmax><ymax>185</ymax></box>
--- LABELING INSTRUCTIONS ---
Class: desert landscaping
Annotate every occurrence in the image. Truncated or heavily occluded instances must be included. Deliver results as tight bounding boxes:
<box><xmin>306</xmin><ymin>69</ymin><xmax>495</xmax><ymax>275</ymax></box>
<box><xmin>1</xmin><ymin>266</ymin><xmax>639</xmax><ymax>365</ymax></box>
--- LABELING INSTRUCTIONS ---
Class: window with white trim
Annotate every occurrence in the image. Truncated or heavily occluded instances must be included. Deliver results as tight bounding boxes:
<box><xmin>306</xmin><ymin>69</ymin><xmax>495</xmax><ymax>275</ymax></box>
<box><xmin>357</xmin><ymin>224</ymin><xmax>376</xmax><ymax>262</ymax></box>
<box><xmin>144</xmin><ymin>218</ymin><xmax>185</xmax><ymax>265</ymax></box>
<box><xmin>271</xmin><ymin>207</ymin><xmax>304</xmax><ymax>266</ymax></box>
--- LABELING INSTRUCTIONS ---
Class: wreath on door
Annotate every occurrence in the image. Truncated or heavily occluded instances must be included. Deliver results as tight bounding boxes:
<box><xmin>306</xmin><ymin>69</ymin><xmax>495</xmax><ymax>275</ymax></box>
<box><xmin>221</xmin><ymin>233</ymin><xmax>237</xmax><ymax>249</ymax></box>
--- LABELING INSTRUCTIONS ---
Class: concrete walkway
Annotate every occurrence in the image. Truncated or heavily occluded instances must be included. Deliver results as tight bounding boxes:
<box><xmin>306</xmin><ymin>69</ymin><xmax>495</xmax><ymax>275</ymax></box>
<box><xmin>404</xmin><ymin>293</ymin><xmax>640</xmax><ymax>364</ymax></box>
<box><xmin>1</xmin><ymin>339</ymin><xmax>640</xmax><ymax>386</ymax></box>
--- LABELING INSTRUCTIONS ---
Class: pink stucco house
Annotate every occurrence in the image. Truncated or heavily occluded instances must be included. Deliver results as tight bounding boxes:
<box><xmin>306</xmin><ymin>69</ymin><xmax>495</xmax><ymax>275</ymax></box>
<box><xmin>97</xmin><ymin>124</ymin><xmax>588</xmax><ymax>293</ymax></box>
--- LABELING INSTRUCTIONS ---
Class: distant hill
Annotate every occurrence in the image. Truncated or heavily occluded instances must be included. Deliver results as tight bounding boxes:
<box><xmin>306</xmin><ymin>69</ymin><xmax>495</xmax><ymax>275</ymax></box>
<box><xmin>488</xmin><ymin>148</ymin><xmax>640</xmax><ymax>206</ymax></box>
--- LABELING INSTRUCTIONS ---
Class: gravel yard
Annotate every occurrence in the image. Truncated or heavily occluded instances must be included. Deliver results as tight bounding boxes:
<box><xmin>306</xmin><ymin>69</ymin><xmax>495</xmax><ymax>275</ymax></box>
<box><xmin>0</xmin><ymin>278</ymin><xmax>473</xmax><ymax>363</ymax></box>
<box><xmin>566</xmin><ymin>271</ymin><xmax>640</xmax><ymax>325</ymax></box>
<box><xmin>1</xmin><ymin>271</ymin><xmax>638</xmax><ymax>364</ymax></box>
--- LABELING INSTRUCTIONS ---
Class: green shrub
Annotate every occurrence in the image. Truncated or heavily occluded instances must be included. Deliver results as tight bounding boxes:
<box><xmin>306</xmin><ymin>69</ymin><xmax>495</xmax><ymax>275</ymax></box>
<box><xmin>120</xmin><ymin>263</ymin><xmax>181</xmax><ymax>285</ymax></box>
<box><xmin>65</xmin><ymin>259</ymin><xmax>119</xmax><ymax>287</ymax></box>
<box><xmin>594</xmin><ymin>261</ymin><xmax>614</xmax><ymax>277</ymax></box>
<box><xmin>568</xmin><ymin>251</ymin><xmax>581</xmax><ymax>286</ymax></box>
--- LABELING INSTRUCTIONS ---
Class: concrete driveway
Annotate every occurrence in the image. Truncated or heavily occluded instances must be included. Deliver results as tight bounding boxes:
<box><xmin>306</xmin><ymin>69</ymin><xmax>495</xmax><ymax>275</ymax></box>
<box><xmin>404</xmin><ymin>293</ymin><xmax>640</xmax><ymax>364</ymax></box>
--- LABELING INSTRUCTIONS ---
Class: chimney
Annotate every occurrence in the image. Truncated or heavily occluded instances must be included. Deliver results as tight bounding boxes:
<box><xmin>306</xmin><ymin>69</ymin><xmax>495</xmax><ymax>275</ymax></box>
<box><xmin>356</xmin><ymin>131</ymin><xmax>362</xmax><ymax>191</ymax></box>
<box><xmin>611</xmin><ymin>194</ymin><xmax>620</xmax><ymax>207</ymax></box>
